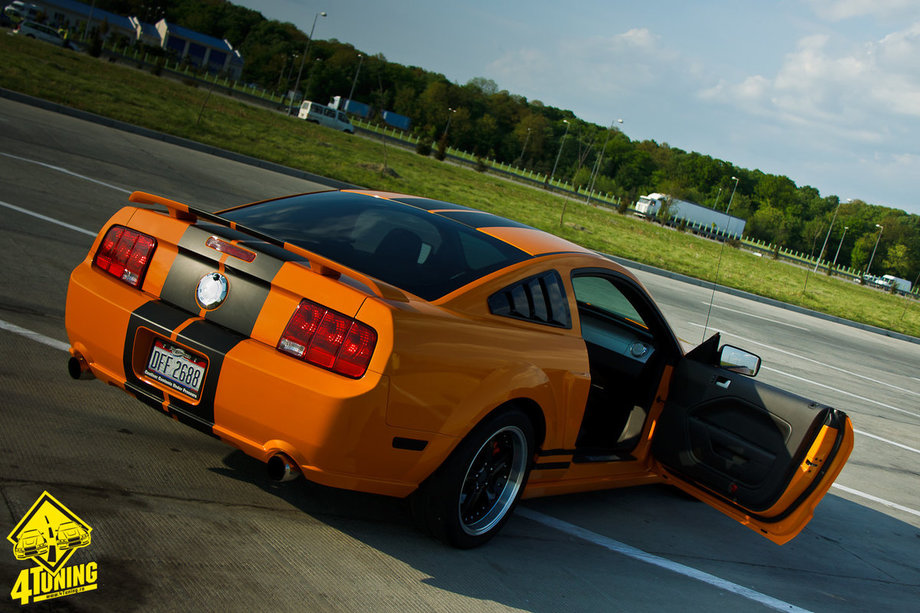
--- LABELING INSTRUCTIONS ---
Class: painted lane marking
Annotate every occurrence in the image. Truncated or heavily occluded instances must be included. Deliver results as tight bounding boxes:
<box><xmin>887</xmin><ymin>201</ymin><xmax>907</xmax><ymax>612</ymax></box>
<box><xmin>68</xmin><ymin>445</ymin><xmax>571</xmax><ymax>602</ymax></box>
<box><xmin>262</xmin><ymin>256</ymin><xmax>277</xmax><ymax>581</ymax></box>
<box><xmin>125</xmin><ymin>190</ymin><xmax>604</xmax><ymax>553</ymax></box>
<box><xmin>0</xmin><ymin>319</ymin><xmax>70</xmax><ymax>352</ymax></box>
<box><xmin>699</xmin><ymin>302</ymin><xmax>809</xmax><ymax>331</ymax></box>
<box><xmin>832</xmin><ymin>484</ymin><xmax>920</xmax><ymax>519</ymax></box>
<box><xmin>762</xmin><ymin>366</ymin><xmax>920</xmax><ymax>420</ymax></box>
<box><xmin>0</xmin><ymin>200</ymin><xmax>96</xmax><ymax>237</ymax></box>
<box><xmin>688</xmin><ymin>323</ymin><xmax>920</xmax><ymax>399</ymax></box>
<box><xmin>853</xmin><ymin>429</ymin><xmax>920</xmax><ymax>455</ymax></box>
<box><xmin>0</xmin><ymin>151</ymin><xmax>132</xmax><ymax>194</ymax></box>
<box><xmin>517</xmin><ymin>508</ymin><xmax>812</xmax><ymax>613</ymax></box>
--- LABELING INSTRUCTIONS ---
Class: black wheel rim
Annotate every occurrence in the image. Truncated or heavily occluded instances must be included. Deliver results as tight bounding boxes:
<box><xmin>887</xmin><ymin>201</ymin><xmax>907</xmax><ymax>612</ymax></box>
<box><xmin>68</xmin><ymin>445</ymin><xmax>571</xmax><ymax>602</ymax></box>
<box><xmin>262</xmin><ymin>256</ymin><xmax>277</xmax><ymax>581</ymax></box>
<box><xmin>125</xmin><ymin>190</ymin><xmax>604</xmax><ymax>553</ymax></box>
<box><xmin>458</xmin><ymin>425</ymin><xmax>527</xmax><ymax>536</ymax></box>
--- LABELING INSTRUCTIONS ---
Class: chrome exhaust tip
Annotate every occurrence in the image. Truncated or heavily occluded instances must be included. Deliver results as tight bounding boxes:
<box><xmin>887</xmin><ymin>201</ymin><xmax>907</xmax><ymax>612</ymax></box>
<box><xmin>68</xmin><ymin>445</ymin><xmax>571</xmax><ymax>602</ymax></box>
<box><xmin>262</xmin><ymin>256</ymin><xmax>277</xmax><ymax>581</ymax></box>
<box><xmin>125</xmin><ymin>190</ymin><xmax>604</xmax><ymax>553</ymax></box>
<box><xmin>68</xmin><ymin>355</ymin><xmax>95</xmax><ymax>380</ymax></box>
<box><xmin>267</xmin><ymin>454</ymin><xmax>300</xmax><ymax>482</ymax></box>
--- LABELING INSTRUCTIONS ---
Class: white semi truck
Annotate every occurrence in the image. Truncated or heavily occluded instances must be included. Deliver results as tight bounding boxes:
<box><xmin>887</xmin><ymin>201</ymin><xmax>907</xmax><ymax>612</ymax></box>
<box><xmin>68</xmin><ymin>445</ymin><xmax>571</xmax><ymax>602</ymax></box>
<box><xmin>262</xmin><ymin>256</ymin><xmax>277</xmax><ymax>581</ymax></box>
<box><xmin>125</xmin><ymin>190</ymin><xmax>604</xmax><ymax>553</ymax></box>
<box><xmin>635</xmin><ymin>193</ymin><xmax>746</xmax><ymax>238</ymax></box>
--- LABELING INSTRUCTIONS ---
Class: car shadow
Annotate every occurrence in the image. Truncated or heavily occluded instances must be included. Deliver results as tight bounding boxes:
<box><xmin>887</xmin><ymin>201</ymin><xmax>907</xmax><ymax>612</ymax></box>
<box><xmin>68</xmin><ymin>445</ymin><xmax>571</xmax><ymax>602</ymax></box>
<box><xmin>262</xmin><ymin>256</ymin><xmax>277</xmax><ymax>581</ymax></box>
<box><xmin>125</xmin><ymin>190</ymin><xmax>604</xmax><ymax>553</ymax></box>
<box><xmin>211</xmin><ymin>450</ymin><xmax>920</xmax><ymax>612</ymax></box>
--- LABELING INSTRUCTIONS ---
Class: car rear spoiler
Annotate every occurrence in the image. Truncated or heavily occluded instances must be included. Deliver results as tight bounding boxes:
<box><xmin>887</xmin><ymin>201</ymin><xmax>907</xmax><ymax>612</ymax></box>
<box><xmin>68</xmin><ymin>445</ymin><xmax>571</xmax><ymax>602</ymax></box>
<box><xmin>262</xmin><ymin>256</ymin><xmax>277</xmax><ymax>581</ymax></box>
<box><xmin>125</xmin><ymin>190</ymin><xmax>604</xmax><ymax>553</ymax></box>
<box><xmin>128</xmin><ymin>191</ymin><xmax>409</xmax><ymax>302</ymax></box>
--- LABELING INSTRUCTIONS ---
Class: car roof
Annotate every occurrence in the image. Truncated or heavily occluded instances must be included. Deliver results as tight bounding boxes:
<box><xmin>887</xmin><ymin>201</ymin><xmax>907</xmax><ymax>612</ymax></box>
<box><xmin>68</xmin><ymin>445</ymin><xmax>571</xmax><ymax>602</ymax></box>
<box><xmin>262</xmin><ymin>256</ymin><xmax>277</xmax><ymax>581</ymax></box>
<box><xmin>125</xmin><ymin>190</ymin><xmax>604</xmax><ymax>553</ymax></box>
<box><xmin>344</xmin><ymin>190</ymin><xmax>595</xmax><ymax>258</ymax></box>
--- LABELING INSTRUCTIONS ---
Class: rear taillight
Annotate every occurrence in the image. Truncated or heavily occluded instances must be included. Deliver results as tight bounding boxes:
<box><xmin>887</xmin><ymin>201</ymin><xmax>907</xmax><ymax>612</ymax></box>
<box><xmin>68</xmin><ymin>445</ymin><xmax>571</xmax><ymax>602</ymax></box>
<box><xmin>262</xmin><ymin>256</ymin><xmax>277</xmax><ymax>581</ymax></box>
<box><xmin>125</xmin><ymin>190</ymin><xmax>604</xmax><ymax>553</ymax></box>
<box><xmin>278</xmin><ymin>299</ymin><xmax>377</xmax><ymax>378</ymax></box>
<box><xmin>93</xmin><ymin>226</ymin><xmax>157</xmax><ymax>288</ymax></box>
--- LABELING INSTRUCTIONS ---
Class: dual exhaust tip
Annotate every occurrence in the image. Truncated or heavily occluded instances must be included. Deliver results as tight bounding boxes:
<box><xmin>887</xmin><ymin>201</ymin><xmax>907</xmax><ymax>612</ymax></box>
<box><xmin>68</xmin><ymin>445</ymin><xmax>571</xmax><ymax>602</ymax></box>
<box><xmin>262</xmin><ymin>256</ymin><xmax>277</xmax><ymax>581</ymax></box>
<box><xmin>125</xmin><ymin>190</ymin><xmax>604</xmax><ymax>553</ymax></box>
<box><xmin>67</xmin><ymin>355</ymin><xmax>95</xmax><ymax>380</ymax></box>
<box><xmin>267</xmin><ymin>454</ymin><xmax>300</xmax><ymax>482</ymax></box>
<box><xmin>68</xmin><ymin>354</ymin><xmax>300</xmax><ymax>483</ymax></box>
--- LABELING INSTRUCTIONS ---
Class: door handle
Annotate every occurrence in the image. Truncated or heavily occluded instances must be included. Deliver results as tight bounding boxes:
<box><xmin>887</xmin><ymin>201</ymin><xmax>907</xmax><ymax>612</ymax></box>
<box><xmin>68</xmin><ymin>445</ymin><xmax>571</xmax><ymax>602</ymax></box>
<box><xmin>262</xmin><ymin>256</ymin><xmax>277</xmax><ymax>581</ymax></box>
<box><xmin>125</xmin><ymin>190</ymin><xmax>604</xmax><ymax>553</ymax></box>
<box><xmin>715</xmin><ymin>376</ymin><xmax>731</xmax><ymax>389</ymax></box>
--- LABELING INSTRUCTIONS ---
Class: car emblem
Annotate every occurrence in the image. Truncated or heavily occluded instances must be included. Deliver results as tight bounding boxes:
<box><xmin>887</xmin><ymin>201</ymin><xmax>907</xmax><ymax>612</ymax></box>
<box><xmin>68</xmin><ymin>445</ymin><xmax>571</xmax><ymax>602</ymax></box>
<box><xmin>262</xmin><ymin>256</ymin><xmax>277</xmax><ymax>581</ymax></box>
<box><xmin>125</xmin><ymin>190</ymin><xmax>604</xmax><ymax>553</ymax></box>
<box><xmin>196</xmin><ymin>272</ymin><xmax>229</xmax><ymax>310</ymax></box>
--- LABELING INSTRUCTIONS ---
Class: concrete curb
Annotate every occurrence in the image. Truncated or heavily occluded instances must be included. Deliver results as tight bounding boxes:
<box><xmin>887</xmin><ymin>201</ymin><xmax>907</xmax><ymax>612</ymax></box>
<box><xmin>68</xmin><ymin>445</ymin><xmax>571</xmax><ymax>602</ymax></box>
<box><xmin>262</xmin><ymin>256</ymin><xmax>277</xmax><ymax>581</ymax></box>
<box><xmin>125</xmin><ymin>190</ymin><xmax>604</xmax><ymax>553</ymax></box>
<box><xmin>4</xmin><ymin>86</ymin><xmax>917</xmax><ymax>345</ymax></box>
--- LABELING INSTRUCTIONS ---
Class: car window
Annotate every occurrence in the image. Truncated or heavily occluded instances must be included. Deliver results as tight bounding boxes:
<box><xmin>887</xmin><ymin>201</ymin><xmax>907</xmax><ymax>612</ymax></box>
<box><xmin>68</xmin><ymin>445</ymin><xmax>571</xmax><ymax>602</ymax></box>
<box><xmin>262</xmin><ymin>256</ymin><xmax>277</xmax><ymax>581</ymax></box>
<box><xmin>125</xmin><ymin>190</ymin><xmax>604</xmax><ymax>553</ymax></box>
<box><xmin>572</xmin><ymin>275</ymin><xmax>647</xmax><ymax>329</ymax></box>
<box><xmin>222</xmin><ymin>192</ymin><xmax>530</xmax><ymax>300</ymax></box>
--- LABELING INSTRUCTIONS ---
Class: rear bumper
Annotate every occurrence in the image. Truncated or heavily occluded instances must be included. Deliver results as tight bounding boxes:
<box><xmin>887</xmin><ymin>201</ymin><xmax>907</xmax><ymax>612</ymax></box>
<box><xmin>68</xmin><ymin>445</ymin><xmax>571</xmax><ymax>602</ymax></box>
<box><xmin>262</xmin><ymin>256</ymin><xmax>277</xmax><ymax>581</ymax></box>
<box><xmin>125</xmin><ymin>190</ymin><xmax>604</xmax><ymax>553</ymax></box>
<box><xmin>65</xmin><ymin>263</ymin><xmax>456</xmax><ymax>498</ymax></box>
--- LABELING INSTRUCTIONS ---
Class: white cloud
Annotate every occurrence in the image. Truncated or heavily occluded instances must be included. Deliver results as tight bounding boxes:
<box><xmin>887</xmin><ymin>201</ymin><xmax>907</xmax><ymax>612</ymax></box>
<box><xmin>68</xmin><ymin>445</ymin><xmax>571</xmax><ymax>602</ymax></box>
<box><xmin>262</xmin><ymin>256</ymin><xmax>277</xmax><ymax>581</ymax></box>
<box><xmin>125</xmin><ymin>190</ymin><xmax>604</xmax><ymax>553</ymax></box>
<box><xmin>807</xmin><ymin>0</ymin><xmax>918</xmax><ymax>21</ymax></box>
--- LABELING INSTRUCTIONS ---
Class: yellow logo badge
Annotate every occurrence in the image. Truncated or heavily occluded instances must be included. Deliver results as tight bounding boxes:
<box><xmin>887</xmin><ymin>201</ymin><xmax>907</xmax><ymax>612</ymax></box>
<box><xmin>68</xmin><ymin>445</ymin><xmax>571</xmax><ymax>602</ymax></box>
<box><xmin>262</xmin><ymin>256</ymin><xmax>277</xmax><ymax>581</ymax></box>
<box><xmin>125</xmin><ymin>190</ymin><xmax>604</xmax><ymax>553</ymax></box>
<box><xmin>7</xmin><ymin>491</ymin><xmax>97</xmax><ymax>605</ymax></box>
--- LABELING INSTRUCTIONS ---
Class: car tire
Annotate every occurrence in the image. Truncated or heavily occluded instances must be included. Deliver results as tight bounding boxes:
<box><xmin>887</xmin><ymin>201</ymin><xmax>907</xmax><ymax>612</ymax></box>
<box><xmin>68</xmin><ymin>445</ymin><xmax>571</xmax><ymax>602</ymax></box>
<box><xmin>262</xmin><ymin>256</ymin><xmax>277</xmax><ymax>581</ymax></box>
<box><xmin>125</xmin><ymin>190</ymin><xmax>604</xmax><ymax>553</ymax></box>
<box><xmin>411</xmin><ymin>407</ymin><xmax>534</xmax><ymax>548</ymax></box>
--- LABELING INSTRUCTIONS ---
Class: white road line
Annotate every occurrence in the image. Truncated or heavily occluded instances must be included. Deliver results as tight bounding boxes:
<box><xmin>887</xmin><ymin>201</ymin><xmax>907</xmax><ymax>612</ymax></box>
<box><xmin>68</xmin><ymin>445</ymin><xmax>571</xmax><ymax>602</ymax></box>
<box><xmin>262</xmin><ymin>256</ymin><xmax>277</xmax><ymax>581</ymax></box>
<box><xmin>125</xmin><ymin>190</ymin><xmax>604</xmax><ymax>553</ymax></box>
<box><xmin>0</xmin><ymin>200</ymin><xmax>96</xmax><ymax>237</ymax></box>
<box><xmin>0</xmin><ymin>151</ymin><xmax>132</xmax><ymax>193</ymax></box>
<box><xmin>517</xmin><ymin>508</ymin><xmax>812</xmax><ymax>613</ymax></box>
<box><xmin>763</xmin><ymin>366</ymin><xmax>920</xmax><ymax>419</ymax></box>
<box><xmin>832</xmin><ymin>484</ymin><xmax>920</xmax><ymax>519</ymax></box>
<box><xmin>700</xmin><ymin>302</ymin><xmax>809</xmax><ymax>331</ymax></box>
<box><xmin>0</xmin><ymin>319</ymin><xmax>70</xmax><ymax>352</ymax></box>
<box><xmin>688</xmin><ymin>323</ymin><xmax>920</xmax><ymax>399</ymax></box>
<box><xmin>854</xmin><ymin>429</ymin><xmax>920</xmax><ymax>455</ymax></box>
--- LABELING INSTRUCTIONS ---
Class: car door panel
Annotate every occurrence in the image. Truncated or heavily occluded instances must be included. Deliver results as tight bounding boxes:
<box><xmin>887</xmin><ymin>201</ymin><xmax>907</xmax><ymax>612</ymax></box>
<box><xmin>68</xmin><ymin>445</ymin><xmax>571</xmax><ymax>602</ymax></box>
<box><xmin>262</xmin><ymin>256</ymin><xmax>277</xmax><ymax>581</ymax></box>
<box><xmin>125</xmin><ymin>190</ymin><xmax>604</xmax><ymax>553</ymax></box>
<box><xmin>652</xmin><ymin>356</ymin><xmax>853</xmax><ymax>542</ymax></box>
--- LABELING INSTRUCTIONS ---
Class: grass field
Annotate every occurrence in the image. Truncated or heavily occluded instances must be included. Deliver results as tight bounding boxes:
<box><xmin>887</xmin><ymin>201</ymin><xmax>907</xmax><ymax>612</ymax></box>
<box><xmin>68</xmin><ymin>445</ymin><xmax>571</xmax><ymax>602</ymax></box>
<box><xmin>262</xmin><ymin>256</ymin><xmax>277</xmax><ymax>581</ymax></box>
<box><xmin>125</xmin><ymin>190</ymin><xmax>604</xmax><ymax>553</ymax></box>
<box><xmin>2</xmin><ymin>32</ymin><xmax>918</xmax><ymax>338</ymax></box>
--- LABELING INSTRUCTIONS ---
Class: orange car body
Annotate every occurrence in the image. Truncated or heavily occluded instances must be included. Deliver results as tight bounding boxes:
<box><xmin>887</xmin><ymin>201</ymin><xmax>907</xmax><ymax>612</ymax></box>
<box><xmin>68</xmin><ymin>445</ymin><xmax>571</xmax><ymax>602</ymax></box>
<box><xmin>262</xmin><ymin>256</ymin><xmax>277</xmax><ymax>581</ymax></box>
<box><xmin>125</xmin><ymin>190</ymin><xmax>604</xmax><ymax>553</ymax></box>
<box><xmin>65</xmin><ymin>189</ymin><xmax>853</xmax><ymax>546</ymax></box>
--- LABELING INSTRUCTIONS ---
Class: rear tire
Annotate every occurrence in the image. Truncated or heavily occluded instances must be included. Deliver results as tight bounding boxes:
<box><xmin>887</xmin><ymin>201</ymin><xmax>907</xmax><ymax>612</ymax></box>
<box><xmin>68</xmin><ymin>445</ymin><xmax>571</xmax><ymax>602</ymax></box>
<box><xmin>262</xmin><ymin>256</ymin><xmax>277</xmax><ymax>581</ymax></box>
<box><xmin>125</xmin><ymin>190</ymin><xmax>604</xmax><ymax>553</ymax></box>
<box><xmin>411</xmin><ymin>408</ymin><xmax>534</xmax><ymax>548</ymax></box>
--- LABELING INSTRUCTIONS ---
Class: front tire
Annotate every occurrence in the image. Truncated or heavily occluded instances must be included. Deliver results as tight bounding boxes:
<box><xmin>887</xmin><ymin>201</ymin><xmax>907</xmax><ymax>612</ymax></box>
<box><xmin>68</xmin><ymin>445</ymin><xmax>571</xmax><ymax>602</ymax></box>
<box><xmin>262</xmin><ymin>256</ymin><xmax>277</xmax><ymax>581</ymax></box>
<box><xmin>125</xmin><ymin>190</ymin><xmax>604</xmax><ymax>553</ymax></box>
<box><xmin>411</xmin><ymin>408</ymin><xmax>534</xmax><ymax>548</ymax></box>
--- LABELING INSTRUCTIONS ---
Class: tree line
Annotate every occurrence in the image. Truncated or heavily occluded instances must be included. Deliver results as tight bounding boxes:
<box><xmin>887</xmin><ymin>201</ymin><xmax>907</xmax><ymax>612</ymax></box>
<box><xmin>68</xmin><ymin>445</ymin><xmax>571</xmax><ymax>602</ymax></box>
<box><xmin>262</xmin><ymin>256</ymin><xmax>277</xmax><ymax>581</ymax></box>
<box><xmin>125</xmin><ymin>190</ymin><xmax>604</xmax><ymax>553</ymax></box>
<box><xmin>95</xmin><ymin>0</ymin><xmax>919</xmax><ymax>283</ymax></box>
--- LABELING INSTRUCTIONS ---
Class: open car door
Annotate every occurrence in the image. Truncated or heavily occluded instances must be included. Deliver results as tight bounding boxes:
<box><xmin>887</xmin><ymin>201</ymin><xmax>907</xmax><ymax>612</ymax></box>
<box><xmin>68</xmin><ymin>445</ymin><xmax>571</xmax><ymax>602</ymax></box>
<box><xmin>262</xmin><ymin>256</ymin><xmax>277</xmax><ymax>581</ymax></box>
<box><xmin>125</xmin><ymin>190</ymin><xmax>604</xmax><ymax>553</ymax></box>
<box><xmin>651</xmin><ymin>335</ymin><xmax>854</xmax><ymax>544</ymax></box>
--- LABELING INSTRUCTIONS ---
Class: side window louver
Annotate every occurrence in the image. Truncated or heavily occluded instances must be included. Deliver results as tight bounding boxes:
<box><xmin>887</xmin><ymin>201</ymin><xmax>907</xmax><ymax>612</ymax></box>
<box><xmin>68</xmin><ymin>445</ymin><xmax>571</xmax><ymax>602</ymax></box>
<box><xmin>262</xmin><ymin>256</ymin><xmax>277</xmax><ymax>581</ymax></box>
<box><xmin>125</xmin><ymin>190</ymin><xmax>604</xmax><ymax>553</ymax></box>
<box><xmin>488</xmin><ymin>271</ymin><xmax>571</xmax><ymax>328</ymax></box>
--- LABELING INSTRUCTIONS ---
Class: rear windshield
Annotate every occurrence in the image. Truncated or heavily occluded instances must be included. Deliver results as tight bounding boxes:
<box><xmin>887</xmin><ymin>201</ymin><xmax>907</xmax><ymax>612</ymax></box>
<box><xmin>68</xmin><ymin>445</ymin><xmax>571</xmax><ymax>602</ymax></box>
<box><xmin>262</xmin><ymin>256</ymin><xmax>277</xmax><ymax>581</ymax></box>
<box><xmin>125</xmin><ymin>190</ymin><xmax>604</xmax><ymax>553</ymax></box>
<box><xmin>221</xmin><ymin>192</ymin><xmax>530</xmax><ymax>300</ymax></box>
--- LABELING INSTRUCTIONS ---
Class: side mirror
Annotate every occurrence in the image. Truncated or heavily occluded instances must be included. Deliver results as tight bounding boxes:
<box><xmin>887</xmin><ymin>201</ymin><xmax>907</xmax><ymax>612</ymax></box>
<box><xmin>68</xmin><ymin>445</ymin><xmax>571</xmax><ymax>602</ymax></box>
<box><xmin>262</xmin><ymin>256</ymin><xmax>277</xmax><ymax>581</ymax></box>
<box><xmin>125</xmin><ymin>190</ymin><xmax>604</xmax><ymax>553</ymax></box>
<box><xmin>719</xmin><ymin>345</ymin><xmax>761</xmax><ymax>377</ymax></box>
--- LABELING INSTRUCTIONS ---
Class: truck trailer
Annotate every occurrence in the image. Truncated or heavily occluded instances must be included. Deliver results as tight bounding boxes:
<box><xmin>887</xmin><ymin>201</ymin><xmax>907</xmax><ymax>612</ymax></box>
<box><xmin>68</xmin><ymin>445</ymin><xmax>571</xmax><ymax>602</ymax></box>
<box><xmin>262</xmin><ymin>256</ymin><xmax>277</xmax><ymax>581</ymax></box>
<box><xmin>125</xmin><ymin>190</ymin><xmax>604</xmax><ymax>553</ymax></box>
<box><xmin>635</xmin><ymin>193</ymin><xmax>746</xmax><ymax>238</ymax></box>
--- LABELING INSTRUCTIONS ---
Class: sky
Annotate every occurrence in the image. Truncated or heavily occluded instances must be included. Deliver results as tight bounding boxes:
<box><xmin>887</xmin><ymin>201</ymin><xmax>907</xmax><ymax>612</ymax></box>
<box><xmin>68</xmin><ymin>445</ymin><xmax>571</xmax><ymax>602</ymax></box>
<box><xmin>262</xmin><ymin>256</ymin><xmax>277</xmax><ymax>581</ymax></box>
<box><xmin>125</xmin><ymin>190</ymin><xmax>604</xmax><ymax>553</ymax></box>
<box><xmin>232</xmin><ymin>0</ymin><xmax>920</xmax><ymax>215</ymax></box>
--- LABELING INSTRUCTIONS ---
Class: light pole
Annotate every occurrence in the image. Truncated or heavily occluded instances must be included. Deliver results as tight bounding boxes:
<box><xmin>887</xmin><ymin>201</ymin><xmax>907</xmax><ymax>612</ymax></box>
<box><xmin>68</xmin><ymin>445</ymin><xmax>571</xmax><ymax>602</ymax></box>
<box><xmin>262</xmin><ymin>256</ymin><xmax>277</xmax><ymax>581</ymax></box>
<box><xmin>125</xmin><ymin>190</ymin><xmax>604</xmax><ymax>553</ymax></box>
<box><xmin>549</xmin><ymin>119</ymin><xmax>570</xmax><ymax>188</ymax></box>
<box><xmin>702</xmin><ymin>174</ymin><xmax>741</xmax><ymax>339</ymax></box>
<box><xmin>441</xmin><ymin>107</ymin><xmax>456</xmax><ymax>139</ymax></box>
<box><xmin>346</xmin><ymin>53</ymin><xmax>363</xmax><ymax>111</ymax></box>
<box><xmin>516</xmin><ymin>128</ymin><xmax>532</xmax><ymax>166</ymax></box>
<box><xmin>288</xmin><ymin>11</ymin><xmax>327</xmax><ymax>115</ymax></box>
<box><xmin>865</xmin><ymin>224</ymin><xmax>884</xmax><ymax>277</ymax></box>
<box><xmin>832</xmin><ymin>226</ymin><xmax>848</xmax><ymax>269</ymax></box>
<box><xmin>724</xmin><ymin>176</ymin><xmax>740</xmax><ymax>236</ymax></box>
<box><xmin>586</xmin><ymin>119</ymin><xmax>622</xmax><ymax>202</ymax></box>
<box><xmin>813</xmin><ymin>199</ymin><xmax>842</xmax><ymax>273</ymax></box>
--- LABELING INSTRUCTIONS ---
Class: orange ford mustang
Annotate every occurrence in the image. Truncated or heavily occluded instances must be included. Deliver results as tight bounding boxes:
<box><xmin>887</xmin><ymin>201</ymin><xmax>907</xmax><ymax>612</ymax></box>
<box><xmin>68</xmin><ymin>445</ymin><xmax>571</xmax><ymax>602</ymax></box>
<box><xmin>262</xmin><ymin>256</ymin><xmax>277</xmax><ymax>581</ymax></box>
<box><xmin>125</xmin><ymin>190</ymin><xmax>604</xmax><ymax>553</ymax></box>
<box><xmin>65</xmin><ymin>189</ymin><xmax>853</xmax><ymax>548</ymax></box>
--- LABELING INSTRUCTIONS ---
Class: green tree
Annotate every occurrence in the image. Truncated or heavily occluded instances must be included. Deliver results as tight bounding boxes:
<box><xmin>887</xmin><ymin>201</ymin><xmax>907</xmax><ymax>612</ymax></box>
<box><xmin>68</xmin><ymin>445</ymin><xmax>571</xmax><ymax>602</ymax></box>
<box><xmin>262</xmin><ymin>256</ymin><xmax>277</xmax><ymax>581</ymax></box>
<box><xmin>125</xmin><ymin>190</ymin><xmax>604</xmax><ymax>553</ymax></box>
<box><xmin>883</xmin><ymin>244</ymin><xmax>911</xmax><ymax>277</ymax></box>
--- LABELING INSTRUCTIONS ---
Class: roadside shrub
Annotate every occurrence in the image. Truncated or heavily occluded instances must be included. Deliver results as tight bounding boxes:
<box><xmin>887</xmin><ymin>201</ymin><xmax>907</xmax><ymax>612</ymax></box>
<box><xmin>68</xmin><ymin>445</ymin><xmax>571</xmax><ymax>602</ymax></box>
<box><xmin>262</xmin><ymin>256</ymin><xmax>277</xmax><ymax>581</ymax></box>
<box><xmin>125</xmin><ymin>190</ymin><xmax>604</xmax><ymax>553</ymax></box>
<box><xmin>475</xmin><ymin>157</ymin><xmax>488</xmax><ymax>173</ymax></box>
<box><xmin>434</xmin><ymin>134</ymin><xmax>447</xmax><ymax>161</ymax></box>
<box><xmin>88</xmin><ymin>32</ymin><xmax>102</xmax><ymax>58</ymax></box>
<box><xmin>415</xmin><ymin>139</ymin><xmax>432</xmax><ymax>157</ymax></box>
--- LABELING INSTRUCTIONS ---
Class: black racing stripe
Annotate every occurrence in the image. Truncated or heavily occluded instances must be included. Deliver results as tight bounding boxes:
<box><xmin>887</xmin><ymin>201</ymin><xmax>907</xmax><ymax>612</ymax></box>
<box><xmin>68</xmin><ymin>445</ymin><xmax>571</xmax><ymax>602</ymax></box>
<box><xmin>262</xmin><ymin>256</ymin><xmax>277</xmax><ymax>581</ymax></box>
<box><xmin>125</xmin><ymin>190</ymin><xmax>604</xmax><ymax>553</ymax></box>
<box><xmin>123</xmin><ymin>301</ymin><xmax>183</xmax><ymax>406</ymax></box>
<box><xmin>537</xmin><ymin>449</ymin><xmax>575</xmax><ymax>457</ymax></box>
<box><xmin>160</xmin><ymin>244</ymin><xmax>275</xmax><ymax>338</ymax></box>
<box><xmin>435</xmin><ymin>210</ymin><xmax>536</xmax><ymax>230</ymax></box>
<box><xmin>166</xmin><ymin>319</ymin><xmax>247</xmax><ymax>426</ymax></box>
<box><xmin>160</xmin><ymin>245</ymin><xmax>216</xmax><ymax>315</ymax></box>
<box><xmin>533</xmin><ymin>462</ymin><xmax>571</xmax><ymax>470</ymax></box>
<box><xmin>122</xmin><ymin>300</ymin><xmax>245</xmax><ymax>433</ymax></box>
<box><xmin>204</xmin><ymin>264</ymin><xmax>271</xmax><ymax>337</ymax></box>
<box><xmin>388</xmin><ymin>196</ymin><xmax>475</xmax><ymax>211</ymax></box>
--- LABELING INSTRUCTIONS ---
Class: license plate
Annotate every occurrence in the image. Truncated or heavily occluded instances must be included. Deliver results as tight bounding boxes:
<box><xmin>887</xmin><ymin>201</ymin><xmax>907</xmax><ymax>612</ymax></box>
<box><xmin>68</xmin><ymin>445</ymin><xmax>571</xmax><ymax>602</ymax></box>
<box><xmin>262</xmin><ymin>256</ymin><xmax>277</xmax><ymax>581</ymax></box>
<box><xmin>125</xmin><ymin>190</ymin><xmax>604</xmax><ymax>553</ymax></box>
<box><xmin>144</xmin><ymin>339</ymin><xmax>207</xmax><ymax>399</ymax></box>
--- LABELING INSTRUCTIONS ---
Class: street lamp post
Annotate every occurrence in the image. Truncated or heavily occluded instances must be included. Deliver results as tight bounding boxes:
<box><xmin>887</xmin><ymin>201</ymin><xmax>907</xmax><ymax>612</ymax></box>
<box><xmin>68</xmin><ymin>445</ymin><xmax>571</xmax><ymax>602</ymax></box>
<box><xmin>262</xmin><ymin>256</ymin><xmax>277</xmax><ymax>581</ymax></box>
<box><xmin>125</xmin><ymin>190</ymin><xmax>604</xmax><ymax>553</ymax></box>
<box><xmin>702</xmin><ymin>174</ymin><xmax>741</xmax><ymax>339</ymax></box>
<box><xmin>865</xmin><ymin>224</ymin><xmax>884</xmax><ymax>277</ymax></box>
<box><xmin>724</xmin><ymin>176</ymin><xmax>740</xmax><ymax>236</ymax></box>
<box><xmin>288</xmin><ymin>11</ymin><xmax>327</xmax><ymax>115</ymax></box>
<box><xmin>549</xmin><ymin>119</ymin><xmax>570</xmax><ymax>188</ymax></box>
<box><xmin>516</xmin><ymin>128</ymin><xmax>532</xmax><ymax>166</ymax></box>
<box><xmin>441</xmin><ymin>107</ymin><xmax>456</xmax><ymax>139</ymax></box>
<box><xmin>813</xmin><ymin>199</ymin><xmax>842</xmax><ymax>274</ymax></box>
<box><xmin>346</xmin><ymin>53</ymin><xmax>363</xmax><ymax>112</ymax></box>
<box><xmin>586</xmin><ymin>119</ymin><xmax>622</xmax><ymax>202</ymax></box>
<box><xmin>832</xmin><ymin>226</ymin><xmax>848</xmax><ymax>269</ymax></box>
